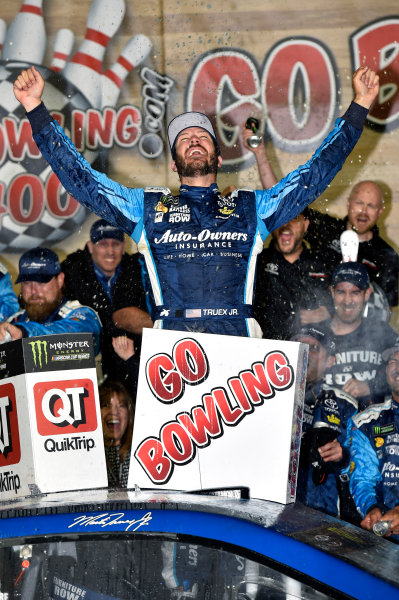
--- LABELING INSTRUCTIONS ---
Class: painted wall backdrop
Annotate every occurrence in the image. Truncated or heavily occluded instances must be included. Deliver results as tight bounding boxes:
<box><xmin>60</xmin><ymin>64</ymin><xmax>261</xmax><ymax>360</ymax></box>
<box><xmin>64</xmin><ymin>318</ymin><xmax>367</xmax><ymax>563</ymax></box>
<box><xmin>1</xmin><ymin>0</ymin><xmax>398</xmax><ymax>321</ymax></box>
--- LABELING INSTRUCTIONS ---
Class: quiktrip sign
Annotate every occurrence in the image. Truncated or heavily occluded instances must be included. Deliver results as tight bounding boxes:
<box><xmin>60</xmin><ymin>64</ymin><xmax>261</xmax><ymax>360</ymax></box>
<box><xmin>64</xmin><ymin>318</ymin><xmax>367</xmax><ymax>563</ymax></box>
<box><xmin>0</xmin><ymin>333</ymin><xmax>107</xmax><ymax>499</ymax></box>
<box><xmin>129</xmin><ymin>329</ymin><xmax>308</xmax><ymax>504</ymax></box>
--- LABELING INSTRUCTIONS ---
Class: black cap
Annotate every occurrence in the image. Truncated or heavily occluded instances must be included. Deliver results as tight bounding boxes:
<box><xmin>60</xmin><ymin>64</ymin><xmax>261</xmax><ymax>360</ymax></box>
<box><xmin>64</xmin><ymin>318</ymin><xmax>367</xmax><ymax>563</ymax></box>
<box><xmin>292</xmin><ymin>323</ymin><xmax>335</xmax><ymax>355</ymax></box>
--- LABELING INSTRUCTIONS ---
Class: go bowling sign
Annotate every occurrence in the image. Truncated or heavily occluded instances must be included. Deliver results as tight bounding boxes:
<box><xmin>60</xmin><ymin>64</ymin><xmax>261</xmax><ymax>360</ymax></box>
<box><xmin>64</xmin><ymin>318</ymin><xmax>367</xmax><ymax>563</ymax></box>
<box><xmin>0</xmin><ymin>333</ymin><xmax>107</xmax><ymax>499</ymax></box>
<box><xmin>129</xmin><ymin>329</ymin><xmax>308</xmax><ymax>504</ymax></box>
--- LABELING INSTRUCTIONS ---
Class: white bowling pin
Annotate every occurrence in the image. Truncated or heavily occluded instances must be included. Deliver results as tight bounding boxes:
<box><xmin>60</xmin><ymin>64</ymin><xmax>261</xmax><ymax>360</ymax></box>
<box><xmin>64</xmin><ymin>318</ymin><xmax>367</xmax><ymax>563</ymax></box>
<box><xmin>340</xmin><ymin>229</ymin><xmax>359</xmax><ymax>262</ymax></box>
<box><xmin>62</xmin><ymin>0</ymin><xmax>126</xmax><ymax>108</ymax></box>
<box><xmin>0</xmin><ymin>20</ymin><xmax>7</xmax><ymax>59</ymax></box>
<box><xmin>50</xmin><ymin>28</ymin><xmax>75</xmax><ymax>72</ymax></box>
<box><xmin>3</xmin><ymin>0</ymin><xmax>46</xmax><ymax>64</ymax></box>
<box><xmin>101</xmin><ymin>34</ymin><xmax>152</xmax><ymax>108</ymax></box>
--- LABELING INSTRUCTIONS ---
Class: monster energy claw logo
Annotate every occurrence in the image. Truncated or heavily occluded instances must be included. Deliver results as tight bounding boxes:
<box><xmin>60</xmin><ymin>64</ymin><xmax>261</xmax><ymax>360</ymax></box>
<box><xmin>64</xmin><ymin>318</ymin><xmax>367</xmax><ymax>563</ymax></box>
<box><xmin>29</xmin><ymin>341</ymin><xmax>48</xmax><ymax>368</ymax></box>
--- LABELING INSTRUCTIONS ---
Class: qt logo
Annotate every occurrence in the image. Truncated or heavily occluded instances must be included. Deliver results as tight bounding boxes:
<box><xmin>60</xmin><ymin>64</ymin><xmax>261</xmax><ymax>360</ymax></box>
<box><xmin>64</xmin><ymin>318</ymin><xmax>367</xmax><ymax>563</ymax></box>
<box><xmin>0</xmin><ymin>383</ymin><xmax>21</xmax><ymax>466</ymax></box>
<box><xmin>34</xmin><ymin>379</ymin><xmax>98</xmax><ymax>435</ymax></box>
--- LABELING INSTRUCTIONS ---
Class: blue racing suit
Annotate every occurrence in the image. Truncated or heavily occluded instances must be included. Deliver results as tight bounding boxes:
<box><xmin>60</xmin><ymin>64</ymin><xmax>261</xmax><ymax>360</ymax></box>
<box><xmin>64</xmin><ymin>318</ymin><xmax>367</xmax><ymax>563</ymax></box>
<box><xmin>8</xmin><ymin>299</ymin><xmax>102</xmax><ymax>355</ymax></box>
<box><xmin>27</xmin><ymin>101</ymin><xmax>367</xmax><ymax>336</ymax></box>
<box><xmin>0</xmin><ymin>262</ymin><xmax>19</xmax><ymax>321</ymax></box>
<box><xmin>297</xmin><ymin>381</ymin><xmax>357</xmax><ymax>518</ymax></box>
<box><xmin>348</xmin><ymin>397</ymin><xmax>399</xmax><ymax>518</ymax></box>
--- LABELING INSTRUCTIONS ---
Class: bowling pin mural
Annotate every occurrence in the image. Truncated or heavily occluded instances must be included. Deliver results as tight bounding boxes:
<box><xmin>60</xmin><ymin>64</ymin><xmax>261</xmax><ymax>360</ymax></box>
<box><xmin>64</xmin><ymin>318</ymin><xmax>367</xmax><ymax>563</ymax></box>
<box><xmin>101</xmin><ymin>34</ymin><xmax>152</xmax><ymax>108</ymax></box>
<box><xmin>62</xmin><ymin>0</ymin><xmax>126</xmax><ymax>108</ymax></box>
<box><xmin>0</xmin><ymin>19</ymin><xmax>6</xmax><ymax>58</ymax></box>
<box><xmin>50</xmin><ymin>28</ymin><xmax>75</xmax><ymax>73</ymax></box>
<box><xmin>3</xmin><ymin>0</ymin><xmax>46</xmax><ymax>63</ymax></box>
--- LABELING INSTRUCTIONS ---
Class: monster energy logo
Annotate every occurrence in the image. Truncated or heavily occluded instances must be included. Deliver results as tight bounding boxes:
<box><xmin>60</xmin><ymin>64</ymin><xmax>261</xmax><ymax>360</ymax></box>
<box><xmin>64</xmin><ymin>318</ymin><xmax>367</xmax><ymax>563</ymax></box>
<box><xmin>373</xmin><ymin>423</ymin><xmax>395</xmax><ymax>436</ymax></box>
<box><xmin>29</xmin><ymin>340</ymin><xmax>48</xmax><ymax>368</ymax></box>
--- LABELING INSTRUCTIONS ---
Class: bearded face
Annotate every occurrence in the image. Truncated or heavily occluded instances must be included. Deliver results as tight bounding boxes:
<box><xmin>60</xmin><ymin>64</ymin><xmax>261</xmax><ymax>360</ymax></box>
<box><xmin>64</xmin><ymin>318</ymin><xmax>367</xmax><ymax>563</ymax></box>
<box><xmin>172</xmin><ymin>126</ymin><xmax>220</xmax><ymax>180</ymax></box>
<box><xmin>21</xmin><ymin>275</ymin><xmax>64</xmax><ymax>322</ymax></box>
<box><xmin>173</xmin><ymin>146</ymin><xmax>219</xmax><ymax>179</ymax></box>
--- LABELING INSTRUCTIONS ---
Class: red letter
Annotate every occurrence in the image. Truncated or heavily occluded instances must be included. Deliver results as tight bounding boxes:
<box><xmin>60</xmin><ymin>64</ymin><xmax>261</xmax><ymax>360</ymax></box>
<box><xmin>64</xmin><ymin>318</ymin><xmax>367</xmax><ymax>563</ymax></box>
<box><xmin>265</xmin><ymin>352</ymin><xmax>293</xmax><ymax>389</ymax></box>
<box><xmin>240</xmin><ymin>363</ymin><xmax>273</xmax><ymax>405</ymax></box>
<box><xmin>115</xmin><ymin>106</ymin><xmax>141</xmax><ymax>147</ymax></box>
<box><xmin>87</xmin><ymin>108</ymin><xmax>115</xmax><ymax>149</ymax></box>
<box><xmin>351</xmin><ymin>18</ymin><xmax>399</xmax><ymax>129</ymax></box>
<box><xmin>262</xmin><ymin>38</ymin><xmax>337</xmax><ymax>152</ymax></box>
<box><xmin>173</xmin><ymin>338</ymin><xmax>209</xmax><ymax>385</ymax></box>
<box><xmin>134</xmin><ymin>437</ymin><xmax>173</xmax><ymax>484</ymax></box>
<box><xmin>46</xmin><ymin>173</ymin><xmax>80</xmax><ymax>218</ymax></box>
<box><xmin>4</xmin><ymin>118</ymin><xmax>41</xmax><ymax>161</ymax></box>
<box><xmin>8</xmin><ymin>174</ymin><xmax>44</xmax><ymax>225</ymax></box>
<box><xmin>177</xmin><ymin>395</ymin><xmax>221</xmax><ymax>447</ymax></box>
<box><xmin>146</xmin><ymin>353</ymin><xmax>184</xmax><ymax>403</ymax></box>
<box><xmin>213</xmin><ymin>388</ymin><xmax>243</xmax><ymax>425</ymax></box>
<box><xmin>187</xmin><ymin>50</ymin><xmax>262</xmax><ymax>163</ymax></box>
<box><xmin>161</xmin><ymin>422</ymin><xmax>194</xmax><ymax>464</ymax></box>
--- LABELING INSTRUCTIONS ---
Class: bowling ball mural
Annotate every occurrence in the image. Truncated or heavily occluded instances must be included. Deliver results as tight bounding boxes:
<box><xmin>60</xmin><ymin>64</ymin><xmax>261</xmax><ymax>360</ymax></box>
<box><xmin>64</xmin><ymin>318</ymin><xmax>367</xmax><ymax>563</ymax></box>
<box><xmin>0</xmin><ymin>60</ymin><xmax>92</xmax><ymax>253</ymax></box>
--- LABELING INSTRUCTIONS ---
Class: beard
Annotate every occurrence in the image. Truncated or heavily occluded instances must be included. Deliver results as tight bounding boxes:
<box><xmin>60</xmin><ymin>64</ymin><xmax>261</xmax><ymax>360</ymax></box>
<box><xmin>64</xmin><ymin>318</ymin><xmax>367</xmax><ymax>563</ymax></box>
<box><xmin>23</xmin><ymin>291</ymin><xmax>63</xmax><ymax>322</ymax></box>
<box><xmin>174</xmin><ymin>148</ymin><xmax>219</xmax><ymax>179</ymax></box>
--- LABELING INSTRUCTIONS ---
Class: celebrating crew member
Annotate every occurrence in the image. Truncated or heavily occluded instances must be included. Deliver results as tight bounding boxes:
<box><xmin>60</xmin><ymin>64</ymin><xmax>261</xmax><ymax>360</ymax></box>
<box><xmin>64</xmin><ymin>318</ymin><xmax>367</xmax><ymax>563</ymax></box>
<box><xmin>0</xmin><ymin>247</ymin><xmax>101</xmax><ymax>354</ymax></box>
<box><xmin>0</xmin><ymin>260</ymin><xmax>20</xmax><ymax>321</ymax></box>
<box><xmin>348</xmin><ymin>345</ymin><xmax>399</xmax><ymax>539</ymax></box>
<box><xmin>14</xmin><ymin>65</ymin><xmax>378</xmax><ymax>336</ymax></box>
<box><xmin>62</xmin><ymin>218</ymin><xmax>151</xmax><ymax>378</ymax></box>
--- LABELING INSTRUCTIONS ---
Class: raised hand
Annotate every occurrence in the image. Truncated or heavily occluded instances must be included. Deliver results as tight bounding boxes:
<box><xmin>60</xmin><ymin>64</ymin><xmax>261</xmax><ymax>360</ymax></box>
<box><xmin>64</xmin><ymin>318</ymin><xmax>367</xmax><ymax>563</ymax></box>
<box><xmin>352</xmin><ymin>66</ymin><xmax>379</xmax><ymax>109</ymax></box>
<box><xmin>13</xmin><ymin>65</ymin><xmax>45</xmax><ymax>112</ymax></box>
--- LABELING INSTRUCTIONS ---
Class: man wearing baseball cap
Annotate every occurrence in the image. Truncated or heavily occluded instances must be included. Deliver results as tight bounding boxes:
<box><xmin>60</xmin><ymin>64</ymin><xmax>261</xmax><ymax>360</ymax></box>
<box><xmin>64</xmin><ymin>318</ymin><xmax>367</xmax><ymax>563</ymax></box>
<box><xmin>14</xmin><ymin>65</ymin><xmax>379</xmax><ymax>336</ymax></box>
<box><xmin>348</xmin><ymin>345</ymin><xmax>399</xmax><ymax>538</ymax></box>
<box><xmin>324</xmin><ymin>261</ymin><xmax>399</xmax><ymax>409</ymax></box>
<box><xmin>0</xmin><ymin>247</ymin><xmax>101</xmax><ymax>355</ymax></box>
<box><xmin>62</xmin><ymin>219</ymin><xmax>152</xmax><ymax>379</ymax></box>
<box><xmin>292</xmin><ymin>323</ymin><xmax>358</xmax><ymax>522</ymax></box>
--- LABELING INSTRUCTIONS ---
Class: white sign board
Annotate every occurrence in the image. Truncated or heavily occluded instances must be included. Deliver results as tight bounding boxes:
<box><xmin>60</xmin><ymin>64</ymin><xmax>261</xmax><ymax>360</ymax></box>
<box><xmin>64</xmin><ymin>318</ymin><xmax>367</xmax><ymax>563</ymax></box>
<box><xmin>129</xmin><ymin>329</ymin><xmax>308</xmax><ymax>504</ymax></box>
<box><xmin>0</xmin><ymin>334</ymin><xmax>107</xmax><ymax>500</ymax></box>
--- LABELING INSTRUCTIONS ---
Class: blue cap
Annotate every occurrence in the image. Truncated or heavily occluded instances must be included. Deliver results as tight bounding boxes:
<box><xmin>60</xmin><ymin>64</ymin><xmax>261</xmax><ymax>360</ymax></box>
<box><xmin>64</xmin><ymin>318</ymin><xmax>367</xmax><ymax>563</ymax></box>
<box><xmin>16</xmin><ymin>247</ymin><xmax>61</xmax><ymax>283</ymax></box>
<box><xmin>90</xmin><ymin>219</ymin><xmax>124</xmax><ymax>244</ymax></box>
<box><xmin>331</xmin><ymin>262</ymin><xmax>370</xmax><ymax>290</ymax></box>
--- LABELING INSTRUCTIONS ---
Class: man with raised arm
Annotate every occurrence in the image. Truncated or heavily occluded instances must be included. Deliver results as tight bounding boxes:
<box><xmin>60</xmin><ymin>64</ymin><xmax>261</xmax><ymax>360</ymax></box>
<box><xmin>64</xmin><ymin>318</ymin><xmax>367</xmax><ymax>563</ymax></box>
<box><xmin>14</xmin><ymin>66</ymin><xmax>378</xmax><ymax>337</ymax></box>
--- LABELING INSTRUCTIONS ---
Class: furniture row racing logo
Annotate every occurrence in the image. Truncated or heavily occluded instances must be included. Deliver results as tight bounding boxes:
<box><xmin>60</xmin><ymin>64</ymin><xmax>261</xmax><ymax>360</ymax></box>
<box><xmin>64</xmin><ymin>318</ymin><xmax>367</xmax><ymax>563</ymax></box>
<box><xmin>34</xmin><ymin>378</ymin><xmax>98</xmax><ymax>437</ymax></box>
<box><xmin>136</xmin><ymin>338</ymin><xmax>294</xmax><ymax>484</ymax></box>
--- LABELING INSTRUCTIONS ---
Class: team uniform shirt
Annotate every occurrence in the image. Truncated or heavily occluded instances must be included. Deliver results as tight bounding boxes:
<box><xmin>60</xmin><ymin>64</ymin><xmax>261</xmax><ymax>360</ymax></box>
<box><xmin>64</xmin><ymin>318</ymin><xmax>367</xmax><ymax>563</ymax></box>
<box><xmin>8</xmin><ymin>298</ymin><xmax>102</xmax><ymax>355</ymax></box>
<box><xmin>348</xmin><ymin>397</ymin><xmax>399</xmax><ymax>518</ymax></box>
<box><xmin>324</xmin><ymin>318</ymin><xmax>399</xmax><ymax>409</ymax></box>
<box><xmin>27</xmin><ymin>101</ymin><xmax>366</xmax><ymax>336</ymax></box>
<box><xmin>306</xmin><ymin>211</ymin><xmax>399</xmax><ymax>308</ymax></box>
<box><xmin>297</xmin><ymin>381</ymin><xmax>357</xmax><ymax>517</ymax></box>
<box><xmin>254</xmin><ymin>244</ymin><xmax>333</xmax><ymax>340</ymax></box>
<box><xmin>61</xmin><ymin>247</ymin><xmax>147</xmax><ymax>376</ymax></box>
<box><xmin>0</xmin><ymin>261</ymin><xmax>19</xmax><ymax>321</ymax></box>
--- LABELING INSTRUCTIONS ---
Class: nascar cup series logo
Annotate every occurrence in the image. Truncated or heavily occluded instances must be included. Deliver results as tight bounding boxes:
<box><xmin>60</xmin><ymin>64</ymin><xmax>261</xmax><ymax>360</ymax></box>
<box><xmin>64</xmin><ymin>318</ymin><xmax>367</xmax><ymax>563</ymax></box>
<box><xmin>34</xmin><ymin>379</ymin><xmax>98</xmax><ymax>454</ymax></box>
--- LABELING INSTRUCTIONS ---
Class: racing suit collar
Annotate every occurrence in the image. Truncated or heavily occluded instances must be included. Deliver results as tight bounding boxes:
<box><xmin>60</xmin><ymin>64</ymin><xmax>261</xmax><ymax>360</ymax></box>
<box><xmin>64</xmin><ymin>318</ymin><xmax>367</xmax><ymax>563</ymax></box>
<box><xmin>179</xmin><ymin>182</ymin><xmax>220</xmax><ymax>199</ymax></box>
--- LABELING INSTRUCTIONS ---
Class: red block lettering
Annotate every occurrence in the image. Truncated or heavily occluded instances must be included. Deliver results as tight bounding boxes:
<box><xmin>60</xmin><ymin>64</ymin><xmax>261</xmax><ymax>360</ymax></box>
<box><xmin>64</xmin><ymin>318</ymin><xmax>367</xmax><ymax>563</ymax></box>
<box><xmin>177</xmin><ymin>395</ymin><xmax>222</xmax><ymax>447</ymax></box>
<box><xmin>134</xmin><ymin>437</ymin><xmax>173</xmax><ymax>484</ymax></box>
<box><xmin>351</xmin><ymin>18</ymin><xmax>399</xmax><ymax>129</ymax></box>
<box><xmin>262</xmin><ymin>38</ymin><xmax>337</xmax><ymax>151</ymax></box>
<box><xmin>173</xmin><ymin>338</ymin><xmax>209</xmax><ymax>385</ymax></box>
<box><xmin>187</xmin><ymin>50</ymin><xmax>262</xmax><ymax>164</ymax></box>
<box><xmin>146</xmin><ymin>353</ymin><xmax>184</xmax><ymax>403</ymax></box>
<box><xmin>161</xmin><ymin>422</ymin><xmax>194</xmax><ymax>463</ymax></box>
<box><xmin>265</xmin><ymin>352</ymin><xmax>294</xmax><ymax>389</ymax></box>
